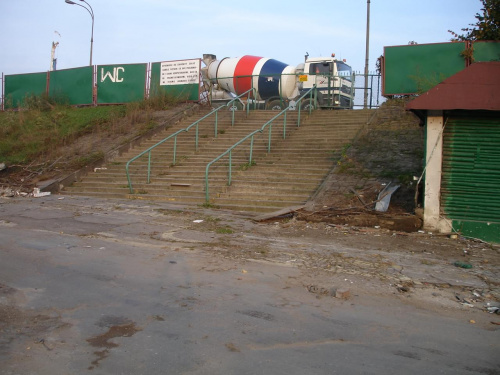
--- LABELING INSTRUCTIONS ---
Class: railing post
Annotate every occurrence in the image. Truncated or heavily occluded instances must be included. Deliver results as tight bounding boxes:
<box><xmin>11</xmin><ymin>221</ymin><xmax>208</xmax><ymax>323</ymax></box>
<box><xmin>267</xmin><ymin>123</ymin><xmax>272</xmax><ymax>153</ymax></box>
<box><xmin>228</xmin><ymin>150</ymin><xmax>232</xmax><ymax>186</ymax></box>
<box><xmin>126</xmin><ymin>163</ymin><xmax>134</xmax><ymax>193</ymax></box>
<box><xmin>283</xmin><ymin>111</ymin><xmax>287</xmax><ymax>139</ymax></box>
<box><xmin>195</xmin><ymin>124</ymin><xmax>199</xmax><ymax>150</ymax></box>
<box><xmin>249</xmin><ymin>135</ymin><xmax>254</xmax><ymax>164</ymax></box>
<box><xmin>298</xmin><ymin>99</ymin><xmax>302</xmax><ymax>127</ymax></box>
<box><xmin>215</xmin><ymin>111</ymin><xmax>218</xmax><ymax>138</ymax></box>
<box><xmin>173</xmin><ymin>135</ymin><xmax>177</xmax><ymax>165</ymax></box>
<box><xmin>205</xmin><ymin>164</ymin><xmax>210</xmax><ymax>203</ymax></box>
<box><xmin>231</xmin><ymin>105</ymin><xmax>235</xmax><ymax>126</ymax></box>
<box><xmin>147</xmin><ymin>151</ymin><xmax>152</xmax><ymax>184</ymax></box>
<box><xmin>309</xmin><ymin>89</ymin><xmax>313</xmax><ymax>116</ymax></box>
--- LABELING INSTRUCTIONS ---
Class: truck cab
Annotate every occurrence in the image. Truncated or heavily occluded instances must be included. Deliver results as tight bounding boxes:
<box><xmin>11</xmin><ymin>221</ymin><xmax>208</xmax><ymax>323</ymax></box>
<box><xmin>297</xmin><ymin>56</ymin><xmax>354</xmax><ymax>109</ymax></box>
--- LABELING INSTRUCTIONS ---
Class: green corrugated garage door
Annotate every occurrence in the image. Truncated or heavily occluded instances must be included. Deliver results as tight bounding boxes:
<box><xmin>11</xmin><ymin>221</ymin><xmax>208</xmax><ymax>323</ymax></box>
<box><xmin>441</xmin><ymin>112</ymin><xmax>500</xmax><ymax>243</ymax></box>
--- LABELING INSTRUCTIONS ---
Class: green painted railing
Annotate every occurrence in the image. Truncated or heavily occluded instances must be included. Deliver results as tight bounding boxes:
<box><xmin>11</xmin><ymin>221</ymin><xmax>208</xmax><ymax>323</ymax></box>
<box><xmin>125</xmin><ymin>88</ymin><xmax>256</xmax><ymax>194</ymax></box>
<box><xmin>204</xmin><ymin>86</ymin><xmax>317</xmax><ymax>203</ymax></box>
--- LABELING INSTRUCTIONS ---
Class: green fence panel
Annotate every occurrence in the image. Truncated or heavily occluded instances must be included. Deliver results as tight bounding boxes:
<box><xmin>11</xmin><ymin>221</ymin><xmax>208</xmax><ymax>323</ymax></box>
<box><xmin>4</xmin><ymin>72</ymin><xmax>47</xmax><ymax>109</ymax></box>
<box><xmin>473</xmin><ymin>41</ymin><xmax>500</xmax><ymax>62</ymax></box>
<box><xmin>150</xmin><ymin>59</ymin><xmax>200</xmax><ymax>101</ymax></box>
<box><xmin>49</xmin><ymin>66</ymin><xmax>93</xmax><ymax>105</ymax></box>
<box><xmin>97</xmin><ymin>63</ymin><xmax>147</xmax><ymax>104</ymax></box>
<box><xmin>383</xmin><ymin>42</ymin><xmax>466</xmax><ymax>96</ymax></box>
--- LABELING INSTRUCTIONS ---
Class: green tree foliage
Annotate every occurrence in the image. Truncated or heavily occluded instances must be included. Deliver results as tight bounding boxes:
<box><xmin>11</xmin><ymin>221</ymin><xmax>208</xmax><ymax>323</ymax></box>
<box><xmin>449</xmin><ymin>0</ymin><xmax>500</xmax><ymax>41</ymax></box>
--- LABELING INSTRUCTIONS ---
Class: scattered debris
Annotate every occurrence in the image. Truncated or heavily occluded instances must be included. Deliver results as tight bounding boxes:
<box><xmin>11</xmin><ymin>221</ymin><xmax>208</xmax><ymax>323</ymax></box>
<box><xmin>33</xmin><ymin>188</ymin><xmax>51</xmax><ymax>198</ymax></box>
<box><xmin>253</xmin><ymin>205</ymin><xmax>305</xmax><ymax>222</ymax></box>
<box><xmin>397</xmin><ymin>285</ymin><xmax>410</xmax><ymax>293</ymax></box>
<box><xmin>486</xmin><ymin>305</ymin><xmax>500</xmax><ymax>314</ymax></box>
<box><xmin>375</xmin><ymin>183</ymin><xmax>400</xmax><ymax>212</ymax></box>
<box><xmin>349</xmin><ymin>188</ymin><xmax>367</xmax><ymax>206</ymax></box>
<box><xmin>0</xmin><ymin>187</ymin><xmax>15</xmax><ymax>197</ymax></box>
<box><xmin>193</xmin><ymin>219</ymin><xmax>204</xmax><ymax>223</ymax></box>
<box><xmin>307</xmin><ymin>285</ymin><xmax>350</xmax><ymax>300</ymax></box>
<box><xmin>36</xmin><ymin>338</ymin><xmax>53</xmax><ymax>351</ymax></box>
<box><xmin>453</xmin><ymin>261</ymin><xmax>472</xmax><ymax>269</ymax></box>
<box><xmin>307</xmin><ymin>285</ymin><xmax>331</xmax><ymax>296</ymax></box>
<box><xmin>0</xmin><ymin>163</ymin><xmax>6</xmax><ymax>171</ymax></box>
<box><xmin>225</xmin><ymin>342</ymin><xmax>240</xmax><ymax>352</ymax></box>
<box><xmin>93</xmin><ymin>167</ymin><xmax>107</xmax><ymax>172</ymax></box>
<box><xmin>335</xmin><ymin>288</ymin><xmax>351</xmax><ymax>300</ymax></box>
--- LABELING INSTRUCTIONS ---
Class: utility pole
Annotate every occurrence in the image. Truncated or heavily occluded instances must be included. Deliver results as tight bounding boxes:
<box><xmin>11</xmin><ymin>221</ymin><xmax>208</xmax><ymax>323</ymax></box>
<box><xmin>363</xmin><ymin>0</ymin><xmax>371</xmax><ymax>109</ymax></box>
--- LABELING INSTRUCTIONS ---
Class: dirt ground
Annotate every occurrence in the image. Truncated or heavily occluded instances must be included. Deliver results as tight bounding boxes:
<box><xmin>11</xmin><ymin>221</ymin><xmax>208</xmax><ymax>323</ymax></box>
<box><xmin>298</xmin><ymin>101</ymin><xmax>425</xmax><ymax>232</ymax></box>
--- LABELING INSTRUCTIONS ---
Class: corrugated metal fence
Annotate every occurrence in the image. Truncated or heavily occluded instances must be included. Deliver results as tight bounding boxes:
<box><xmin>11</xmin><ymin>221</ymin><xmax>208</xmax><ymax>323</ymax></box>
<box><xmin>441</xmin><ymin>112</ymin><xmax>500</xmax><ymax>242</ymax></box>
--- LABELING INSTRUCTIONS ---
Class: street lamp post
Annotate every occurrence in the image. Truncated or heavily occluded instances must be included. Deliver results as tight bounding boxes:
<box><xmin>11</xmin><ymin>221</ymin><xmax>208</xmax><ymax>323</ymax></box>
<box><xmin>65</xmin><ymin>0</ymin><xmax>94</xmax><ymax>66</ymax></box>
<box><xmin>363</xmin><ymin>0</ymin><xmax>370</xmax><ymax>109</ymax></box>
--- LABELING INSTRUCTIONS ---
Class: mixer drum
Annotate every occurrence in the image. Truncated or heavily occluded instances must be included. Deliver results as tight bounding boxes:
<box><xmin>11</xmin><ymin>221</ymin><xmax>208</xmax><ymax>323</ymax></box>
<box><xmin>207</xmin><ymin>55</ymin><xmax>297</xmax><ymax>101</ymax></box>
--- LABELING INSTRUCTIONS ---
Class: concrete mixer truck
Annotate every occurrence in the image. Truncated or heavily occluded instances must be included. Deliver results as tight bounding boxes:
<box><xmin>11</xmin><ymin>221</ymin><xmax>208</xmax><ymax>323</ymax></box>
<box><xmin>201</xmin><ymin>53</ymin><xmax>354</xmax><ymax>110</ymax></box>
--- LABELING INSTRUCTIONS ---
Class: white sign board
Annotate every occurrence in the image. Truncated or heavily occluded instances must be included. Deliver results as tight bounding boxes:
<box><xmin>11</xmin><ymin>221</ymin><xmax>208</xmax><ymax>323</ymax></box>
<box><xmin>160</xmin><ymin>59</ymin><xmax>200</xmax><ymax>86</ymax></box>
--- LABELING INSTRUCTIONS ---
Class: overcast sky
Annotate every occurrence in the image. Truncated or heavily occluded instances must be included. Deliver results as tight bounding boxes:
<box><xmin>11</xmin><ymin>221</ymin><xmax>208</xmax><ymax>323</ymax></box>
<box><xmin>0</xmin><ymin>0</ymin><xmax>482</xmax><ymax>76</ymax></box>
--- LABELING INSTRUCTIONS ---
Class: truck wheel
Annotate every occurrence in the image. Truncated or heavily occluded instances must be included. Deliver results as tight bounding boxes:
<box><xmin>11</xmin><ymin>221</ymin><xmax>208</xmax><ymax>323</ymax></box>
<box><xmin>266</xmin><ymin>100</ymin><xmax>285</xmax><ymax>110</ymax></box>
<box><xmin>300</xmin><ymin>98</ymin><xmax>316</xmax><ymax>111</ymax></box>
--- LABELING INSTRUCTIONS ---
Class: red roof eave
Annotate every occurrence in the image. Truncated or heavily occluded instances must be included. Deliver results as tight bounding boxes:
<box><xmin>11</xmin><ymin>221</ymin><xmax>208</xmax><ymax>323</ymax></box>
<box><xmin>406</xmin><ymin>62</ymin><xmax>500</xmax><ymax>111</ymax></box>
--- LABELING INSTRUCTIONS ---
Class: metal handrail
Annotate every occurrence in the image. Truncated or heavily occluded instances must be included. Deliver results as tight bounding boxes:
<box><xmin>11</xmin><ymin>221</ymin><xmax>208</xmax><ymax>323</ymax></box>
<box><xmin>204</xmin><ymin>86</ymin><xmax>317</xmax><ymax>203</ymax></box>
<box><xmin>125</xmin><ymin>88</ymin><xmax>257</xmax><ymax>193</ymax></box>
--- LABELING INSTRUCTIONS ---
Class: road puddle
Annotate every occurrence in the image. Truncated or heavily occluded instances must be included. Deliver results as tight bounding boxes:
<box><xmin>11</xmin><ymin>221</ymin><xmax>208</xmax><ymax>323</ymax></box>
<box><xmin>87</xmin><ymin>322</ymin><xmax>141</xmax><ymax>370</ymax></box>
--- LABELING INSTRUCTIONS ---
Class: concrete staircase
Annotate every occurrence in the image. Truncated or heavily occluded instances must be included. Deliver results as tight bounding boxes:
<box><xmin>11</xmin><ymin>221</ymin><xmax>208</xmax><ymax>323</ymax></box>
<box><xmin>210</xmin><ymin>110</ymin><xmax>374</xmax><ymax>212</ymax></box>
<box><xmin>63</xmin><ymin>109</ymin><xmax>375</xmax><ymax>212</ymax></box>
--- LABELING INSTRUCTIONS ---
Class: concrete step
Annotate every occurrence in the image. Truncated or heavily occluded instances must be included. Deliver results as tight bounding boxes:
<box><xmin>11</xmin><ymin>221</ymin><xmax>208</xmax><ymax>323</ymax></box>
<box><xmin>65</xmin><ymin>108</ymin><xmax>371</xmax><ymax>212</ymax></box>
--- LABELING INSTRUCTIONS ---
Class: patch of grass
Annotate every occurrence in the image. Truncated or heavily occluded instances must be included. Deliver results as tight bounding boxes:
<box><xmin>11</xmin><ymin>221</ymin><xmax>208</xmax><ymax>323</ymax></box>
<box><xmin>215</xmin><ymin>226</ymin><xmax>234</xmax><ymax>234</ymax></box>
<box><xmin>340</xmin><ymin>143</ymin><xmax>351</xmax><ymax>157</ymax></box>
<box><xmin>155</xmin><ymin>208</ymin><xmax>184</xmax><ymax>215</ymax></box>
<box><xmin>0</xmin><ymin>104</ymin><xmax>125</xmax><ymax>164</ymax></box>
<box><xmin>200</xmin><ymin>202</ymin><xmax>220</xmax><ymax>209</ymax></box>
<box><xmin>138</xmin><ymin>88</ymin><xmax>186</xmax><ymax>111</ymax></box>
<box><xmin>238</xmin><ymin>160</ymin><xmax>256</xmax><ymax>171</ymax></box>
<box><xmin>204</xmin><ymin>216</ymin><xmax>221</xmax><ymax>223</ymax></box>
<box><xmin>0</xmin><ymin>92</ymin><xmax>185</xmax><ymax>168</ymax></box>
<box><xmin>420</xmin><ymin>259</ymin><xmax>437</xmax><ymax>266</ymax></box>
<box><xmin>397</xmin><ymin>174</ymin><xmax>414</xmax><ymax>186</ymax></box>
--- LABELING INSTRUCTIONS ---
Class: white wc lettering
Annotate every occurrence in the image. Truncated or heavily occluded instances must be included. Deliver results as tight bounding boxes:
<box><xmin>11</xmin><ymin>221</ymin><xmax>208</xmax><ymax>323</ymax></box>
<box><xmin>101</xmin><ymin>67</ymin><xmax>125</xmax><ymax>83</ymax></box>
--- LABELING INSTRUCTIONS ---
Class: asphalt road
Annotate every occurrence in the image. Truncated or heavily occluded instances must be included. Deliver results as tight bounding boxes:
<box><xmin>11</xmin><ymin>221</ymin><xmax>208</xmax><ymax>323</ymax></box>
<box><xmin>0</xmin><ymin>196</ymin><xmax>498</xmax><ymax>374</ymax></box>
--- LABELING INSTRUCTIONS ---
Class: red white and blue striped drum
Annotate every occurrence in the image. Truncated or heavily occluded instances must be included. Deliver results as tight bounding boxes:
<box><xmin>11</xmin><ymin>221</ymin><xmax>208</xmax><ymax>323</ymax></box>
<box><xmin>206</xmin><ymin>55</ymin><xmax>297</xmax><ymax>100</ymax></box>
